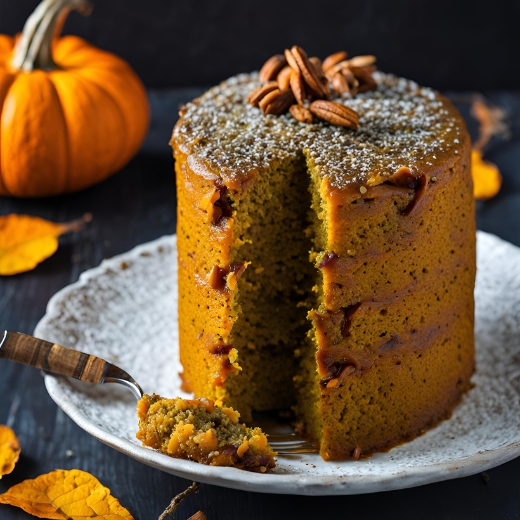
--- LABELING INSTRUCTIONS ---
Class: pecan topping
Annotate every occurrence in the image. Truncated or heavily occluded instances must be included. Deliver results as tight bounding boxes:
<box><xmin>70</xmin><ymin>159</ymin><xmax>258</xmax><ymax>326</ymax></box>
<box><xmin>289</xmin><ymin>45</ymin><xmax>328</xmax><ymax>98</ymax></box>
<box><xmin>346</xmin><ymin>55</ymin><xmax>376</xmax><ymax>68</ymax></box>
<box><xmin>309</xmin><ymin>56</ymin><xmax>323</xmax><ymax>75</ymax></box>
<box><xmin>331</xmin><ymin>72</ymin><xmax>350</xmax><ymax>95</ymax></box>
<box><xmin>289</xmin><ymin>104</ymin><xmax>313</xmax><ymax>123</ymax></box>
<box><xmin>263</xmin><ymin>89</ymin><xmax>295</xmax><ymax>116</ymax></box>
<box><xmin>247</xmin><ymin>82</ymin><xmax>278</xmax><ymax>106</ymax></box>
<box><xmin>284</xmin><ymin>48</ymin><xmax>300</xmax><ymax>74</ymax></box>
<box><xmin>289</xmin><ymin>70</ymin><xmax>306</xmax><ymax>105</ymax></box>
<box><xmin>350</xmin><ymin>66</ymin><xmax>377</xmax><ymax>93</ymax></box>
<box><xmin>322</xmin><ymin>51</ymin><xmax>348</xmax><ymax>72</ymax></box>
<box><xmin>258</xmin><ymin>54</ymin><xmax>287</xmax><ymax>82</ymax></box>
<box><xmin>310</xmin><ymin>57</ymin><xmax>330</xmax><ymax>99</ymax></box>
<box><xmin>258</xmin><ymin>88</ymin><xmax>280</xmax><ymax>110</ymax></box>
<box><xmin>250</xmin><ymin>45</ymin><xmax>378</xmax><ymax>127</ymax></box>
<box><xmin>309</xmin><ymin>100</ymin><xmax>359</xmax><ymax>129</ymax></box>
<box><xmin>276</xmin><ymin>65</ymin><xmax>292</xmax><ymax>91</ymax></box>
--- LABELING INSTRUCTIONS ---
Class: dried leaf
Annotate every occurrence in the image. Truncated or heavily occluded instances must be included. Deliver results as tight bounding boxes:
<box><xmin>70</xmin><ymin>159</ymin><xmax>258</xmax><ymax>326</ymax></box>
<box><xmin>471</xmin><ymin>98</ymin><xmax>510</xmax><ymax>152</ymax></box>
<box><xmin>0</xmin><ymin>425</ymin><xmax>20</xmax><ymax>478</ymax></box>
<box><xmin>472</xmin><ymin>149</ymin><xmax>502</xmax><ymax>200</ymax></box>
<box><xmin>0</xmin><ymin>213</ymin><xmax>91</xmax><ymax>276</ymax></box>
<box><xmin>0</xmin><ymin>469</ymin><xmax>133</xmax><ymax>520</ymax></box>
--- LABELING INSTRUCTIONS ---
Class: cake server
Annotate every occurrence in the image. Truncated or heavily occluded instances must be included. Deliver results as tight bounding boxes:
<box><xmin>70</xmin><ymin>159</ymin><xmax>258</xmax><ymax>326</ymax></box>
<box><xmin>0</xmin><ymin>330</ymin><xmax>317</xmax><ymax>454</ymax></box>
<box><xmin>0</xmin><ymin>330</ymin><xmax>144</xmax><ymax>399</ymax></box>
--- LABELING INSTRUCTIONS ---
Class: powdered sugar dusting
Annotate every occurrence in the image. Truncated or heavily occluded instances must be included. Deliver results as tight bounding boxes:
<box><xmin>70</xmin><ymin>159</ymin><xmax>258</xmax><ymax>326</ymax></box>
<box><xmin>174</xmin><ymin>72</ymin><xmax>465</xmax><ymax>188</ymax></box>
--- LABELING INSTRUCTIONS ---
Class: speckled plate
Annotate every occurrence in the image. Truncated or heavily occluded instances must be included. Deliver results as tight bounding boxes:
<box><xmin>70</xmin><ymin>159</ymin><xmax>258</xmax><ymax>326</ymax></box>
<box><xmin>35</xmin><ymin>231</ymin><xmax>520</xmax><ymax>495</ymax></box>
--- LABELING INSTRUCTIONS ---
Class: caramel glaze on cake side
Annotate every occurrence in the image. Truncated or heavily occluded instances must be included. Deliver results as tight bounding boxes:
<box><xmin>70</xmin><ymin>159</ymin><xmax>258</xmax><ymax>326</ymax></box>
<box><xmin>172</xmin><ymin>72</ymin><xmax>475</xmax><ymax>461</ymax></box>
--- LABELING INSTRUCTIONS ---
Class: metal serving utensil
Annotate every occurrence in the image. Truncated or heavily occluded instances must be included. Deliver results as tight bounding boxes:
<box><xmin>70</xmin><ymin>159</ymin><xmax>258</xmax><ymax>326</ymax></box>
<box><xmin>0</xmin><ymin>330</ymin><xmax>144</xmax><ymax>399</ymax></box>
<box><xmin>0</xmin><ymin>330</ymin><xmax>318</xmax><ymax>454</ymax></box>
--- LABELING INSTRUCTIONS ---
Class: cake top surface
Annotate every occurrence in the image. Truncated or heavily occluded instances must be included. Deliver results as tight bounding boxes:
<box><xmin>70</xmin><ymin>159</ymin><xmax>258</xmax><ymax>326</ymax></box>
<box><xmin>173</xmin><ymin>72</ymin><xmax>467</xmax><ymax>190</ymax></box>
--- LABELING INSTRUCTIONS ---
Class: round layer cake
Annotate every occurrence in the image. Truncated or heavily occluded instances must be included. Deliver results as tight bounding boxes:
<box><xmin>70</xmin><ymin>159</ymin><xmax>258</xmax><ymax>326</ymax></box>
<box><xmin>172</xmin><ymin>71</ymin><xmax>475</xmax><ymax>460</ymax></box>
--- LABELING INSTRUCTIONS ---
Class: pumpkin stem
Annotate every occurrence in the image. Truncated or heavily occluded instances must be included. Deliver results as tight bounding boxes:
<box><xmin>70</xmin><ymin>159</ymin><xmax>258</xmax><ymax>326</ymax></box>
<box><xmin>11</xmin><ymin>0</ymin><xmax>93</xmax><ymax>72</ymax></box>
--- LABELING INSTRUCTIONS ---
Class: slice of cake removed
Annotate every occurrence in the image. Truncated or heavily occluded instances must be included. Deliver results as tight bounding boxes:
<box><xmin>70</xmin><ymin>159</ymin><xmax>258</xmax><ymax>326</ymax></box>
<box><xmin>136</xmin><ymin>394</ymin><xmax>276</xmax><ymax>472</ymax></box>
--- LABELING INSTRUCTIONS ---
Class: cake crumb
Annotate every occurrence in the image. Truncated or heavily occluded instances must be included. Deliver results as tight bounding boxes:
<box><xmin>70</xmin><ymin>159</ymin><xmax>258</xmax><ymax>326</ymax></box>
<box><xmin>136</xmin><ymin>394</ymin><xmax>276</xmax><ymax>472</ymax></box>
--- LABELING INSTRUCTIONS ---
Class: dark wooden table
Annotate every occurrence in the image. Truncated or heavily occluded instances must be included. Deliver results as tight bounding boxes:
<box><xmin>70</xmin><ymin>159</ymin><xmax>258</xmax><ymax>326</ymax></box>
<box><xmin>0</xmin><ymin>89</ymin><xmax>519</xmax><ymax>520</ymax></box>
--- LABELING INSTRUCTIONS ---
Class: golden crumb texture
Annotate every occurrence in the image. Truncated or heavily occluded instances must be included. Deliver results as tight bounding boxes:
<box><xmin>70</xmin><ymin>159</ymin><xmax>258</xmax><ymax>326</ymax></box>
<box><xmin>136</xmin><ymin>394</ymin><xmax>276</xmax><ymax>472</ymax></box>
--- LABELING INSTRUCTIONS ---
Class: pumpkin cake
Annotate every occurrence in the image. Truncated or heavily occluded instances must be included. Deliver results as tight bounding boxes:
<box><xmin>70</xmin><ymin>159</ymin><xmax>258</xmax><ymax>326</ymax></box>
<box><xmin>172</xmin><ymin>47</ymin><xmax>475</xmax><ymax>461</ymax></box>
<box><xmin>137</xmin><ymin>394</ymin><xmax>276</xmax><ymax>472</ymax></box>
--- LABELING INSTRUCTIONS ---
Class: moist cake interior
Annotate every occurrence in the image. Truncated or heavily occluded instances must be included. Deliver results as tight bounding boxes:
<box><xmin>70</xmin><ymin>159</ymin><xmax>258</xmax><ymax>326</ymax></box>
<box><xmin>225</xmin><ymin>154</ymin><xmax>317</xmax><ymax>415</ymax></box>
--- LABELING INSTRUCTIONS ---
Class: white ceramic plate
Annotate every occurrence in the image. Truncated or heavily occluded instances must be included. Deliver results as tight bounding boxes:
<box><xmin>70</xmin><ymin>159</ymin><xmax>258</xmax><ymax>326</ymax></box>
<box><xmin>35</xmin><ymin>231</ymin><xmax>520</xmax><ymax>495</ymax></box>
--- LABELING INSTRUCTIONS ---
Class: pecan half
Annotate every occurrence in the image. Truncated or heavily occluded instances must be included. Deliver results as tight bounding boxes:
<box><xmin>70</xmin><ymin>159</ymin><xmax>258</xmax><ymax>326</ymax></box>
<box><xmin>259</xmin><ymin>54</ymin><xmax>287</xmax><ymax>82</ymax></box>
<box><xmin>346</xmin><ymin>55</ymin><xmax>376</xmax><ymax>68</ymax></box>
<box><xmin>277</xmin><ymin>65</ymin><xmax>292</xmax><ymax>91</ymax></box>
<box><xmin>290</xmin><ymin>70</ymin><xmax>306</xmax><ymax>105</ymax></box>
<box><xmin>322</xmin><ymin>51</ymin><xmax>348</xmax><ymax>72</ymax></box>
<box><xmin>247</xmin><ymin>82</ymin><xmax>278</xmax><ymax>106</ymax></box>
<box><xmin>289</xmin><ymin>45</ymin><xmax>328</xmax><ymax>98</ymax></box>
<box><xmin>350</xmin><ymin>66</ymin><xmax>377</xmax><ymax>92</ymax></box>
<box><xmin>310</xmin><ymin>57</ymin><xmax>330</xmax><ymax>99</ymax></box>
<box><xmin>289</xmin><ymin>104</ymin><xmax>313</xmax><ymax>123</ymax></box>
<box><xmin>251</xmin><ymin>46</ymin><xmax>376</xmax><ymax>127</ymax></box>
<box><xmin>331</xmin><ymin>72</ymin><xmax>350</xmax><ymax>95</ymax></box>
<box><xmin>262</xmin><ymin>89</ymin><xmax>296</xmax><ymax>116</ymax></box>
<box><xmin>309</xmin><ymin>56</ymin><xmax>323</xmax><ymax>71</ymax></box>
<box><xmin>309</xmin><ymin>100</ymin><xmax>359</xmax><ymax>129</ymax></box>
<box><xmin>326</xmin><ymin>60</ymin><xmax>351</xmax><ymax>77</ymax></box>
<box><xmin>258</xmin><ymin>88</ymin><xmax>282</xmax><ymax>111</ymax></box>
<box><xmin>284</xmin><ymin>48</ymin><xmax>300</xmax><ymax>73</ymax></box>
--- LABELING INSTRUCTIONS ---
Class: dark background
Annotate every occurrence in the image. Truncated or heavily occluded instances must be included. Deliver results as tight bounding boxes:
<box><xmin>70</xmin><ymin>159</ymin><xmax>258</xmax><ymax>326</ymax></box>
<box><xmin>1</xmin><ymin>0</ymin><xmax>519</xmax><ymax>90</ymax></box>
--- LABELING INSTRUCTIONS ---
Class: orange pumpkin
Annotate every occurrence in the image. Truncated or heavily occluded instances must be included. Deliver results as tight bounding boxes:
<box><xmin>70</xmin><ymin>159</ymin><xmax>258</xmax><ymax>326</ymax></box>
<box><xmin>0</xmin><ymin>0</ymin><xmax>150</xmax><ymax>198</ymax></box>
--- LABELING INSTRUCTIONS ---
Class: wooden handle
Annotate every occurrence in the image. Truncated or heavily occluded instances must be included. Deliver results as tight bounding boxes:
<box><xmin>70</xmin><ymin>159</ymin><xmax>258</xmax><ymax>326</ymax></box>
<box><xmin>0</xmin><ymin>331</ymin><xmax>108</xmax><ymax>384</ymax></box>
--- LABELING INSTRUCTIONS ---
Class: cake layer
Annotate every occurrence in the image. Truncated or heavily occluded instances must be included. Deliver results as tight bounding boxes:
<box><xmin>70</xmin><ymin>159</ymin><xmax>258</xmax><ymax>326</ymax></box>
<box><xmin>172</xmin><ymin>72</ymin><xmax>475</xmax><ymax>459</ymax></box>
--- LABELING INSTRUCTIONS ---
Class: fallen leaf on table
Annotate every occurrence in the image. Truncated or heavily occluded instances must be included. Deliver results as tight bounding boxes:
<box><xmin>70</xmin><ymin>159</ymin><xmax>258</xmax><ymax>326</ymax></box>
<box><xmin>0</xmin><ymin>468</ymin><xmax>133</xmax><ymax>519</ymax></box>
<box><xmin>0</xmin><ymin>213</ymin><xmax>92</xmax><ymax>276</ymax></box>
<box><xmin>469</xmin><ymin>97</ymin><xmax>509</xmax><ymax>201</ymax></box>
<box><xmin>471</xmin><ymin>99</ymin><xmax>510</xmax><ymax>152</ymax></box>
<box><xmin>471</xmin><ymin>149</ymin><xmax>502</xmax><ymax>200</ymax></box>
<box><xmin>0</xmin><ymin>425</ymin><xmax>20</xmax><ymax>477</ymax></box>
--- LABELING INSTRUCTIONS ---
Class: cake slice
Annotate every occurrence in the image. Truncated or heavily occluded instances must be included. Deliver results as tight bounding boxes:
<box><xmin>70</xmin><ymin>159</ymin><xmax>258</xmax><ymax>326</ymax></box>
<box><xmin>136</xmin><ymin>394</ymin><xmax>276</xmax><ymax>472</ymax></box>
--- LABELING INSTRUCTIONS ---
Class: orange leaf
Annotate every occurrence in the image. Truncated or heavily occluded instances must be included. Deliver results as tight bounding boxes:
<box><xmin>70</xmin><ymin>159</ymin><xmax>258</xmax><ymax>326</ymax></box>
<box><xmin>0</xmin><ymin>213</ymin><xmax>91</xmax><ymax>276</ymax></box>
<box><xmin>471</xmin><ymin>149</ymin><xmax>502</xmax><ymax>200</ymax></box>
<box><xmin>0</xmin><ymin>425</ymin><xmax>20</xmax><ymax>477</ymax></box>
<box><xmin>0</xmin><ymin>469</ymin><xmax>134</xmax><ymax>519</ymax></box>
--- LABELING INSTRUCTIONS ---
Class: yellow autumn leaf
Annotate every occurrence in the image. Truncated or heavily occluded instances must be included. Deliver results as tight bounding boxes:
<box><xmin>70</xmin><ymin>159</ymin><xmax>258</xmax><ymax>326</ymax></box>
<box><xmin>0</xmin><ymin>425</ymin><xmax>21</xmax><ymax>477</ymax></box>
<box><xmin>471</xmin><ymin>149</ymin><xmax>502</xmax><ymax>200</ymax></box>
<box><xmin>0</xmin><ymin>213</ymin><xmax>91</xmax><ymax>276</ymax></box>
<box><xmin>0</xmin><ymin>469</ymin><xmax>133</xmax><ymax>520</ymax></box>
